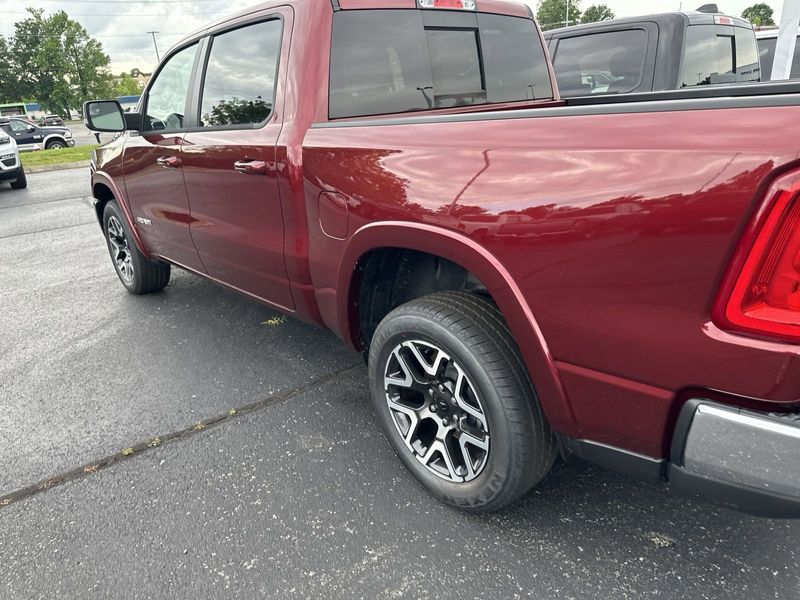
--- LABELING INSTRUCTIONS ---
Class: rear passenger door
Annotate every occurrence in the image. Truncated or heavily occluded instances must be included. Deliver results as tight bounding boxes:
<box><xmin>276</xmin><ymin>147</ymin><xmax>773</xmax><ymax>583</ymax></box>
<box><xmin>180</xmin><ymin>9</ymin><xmax>294</xmax><ymax>310</ymax></box>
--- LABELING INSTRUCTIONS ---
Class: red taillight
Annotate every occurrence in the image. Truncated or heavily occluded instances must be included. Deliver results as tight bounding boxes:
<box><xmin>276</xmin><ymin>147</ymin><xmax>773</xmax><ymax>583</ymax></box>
<box><xmin>716</xmin><ymin>171</ymin><xmax>800</xmax><ymax>342</ymax></box>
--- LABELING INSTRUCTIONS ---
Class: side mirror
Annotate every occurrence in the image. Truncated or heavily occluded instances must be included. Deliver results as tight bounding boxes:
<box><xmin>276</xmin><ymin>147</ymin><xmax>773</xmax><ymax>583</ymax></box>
<box><xmin>84</xmin><ymin>100</ymin><xmax>127</xmax><ymax>132</ymax></box>
<box><xmin>26</xmin><ymin>125</ymin><xmax>35</xmax><ymax>133</ymax></box>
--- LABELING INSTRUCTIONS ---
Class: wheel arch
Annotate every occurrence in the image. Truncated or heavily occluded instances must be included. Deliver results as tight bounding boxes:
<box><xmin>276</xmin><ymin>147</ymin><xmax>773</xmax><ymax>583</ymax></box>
<box><xmin>92</xmin><ymin>172</ymin><xmax>150</xmax><ymax>256</ymax></box>
<box><xmin>337</xmin><ymin>221</ymin><xmax>578</xmax><ymax>436</ymax></box>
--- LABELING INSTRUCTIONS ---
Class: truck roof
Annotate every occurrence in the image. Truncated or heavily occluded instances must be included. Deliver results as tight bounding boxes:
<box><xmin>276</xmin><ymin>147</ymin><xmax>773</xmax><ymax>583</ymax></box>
<box><xmin>169</xmin><ymin>0</ymin><xmax>532</xmax><ymax>58</ymax></box>
<box><xmin>544</xmin><ymin>10</ymin><xmax>752</xmax><ymax>38</ymax></box>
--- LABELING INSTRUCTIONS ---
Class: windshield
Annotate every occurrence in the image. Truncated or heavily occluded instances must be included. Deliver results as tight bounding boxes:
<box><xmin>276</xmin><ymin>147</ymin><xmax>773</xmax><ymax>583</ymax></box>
<box><xmin>681</xmin><ymin>25</ymin><xmax>760</xmax><ymax>87</ymax></box>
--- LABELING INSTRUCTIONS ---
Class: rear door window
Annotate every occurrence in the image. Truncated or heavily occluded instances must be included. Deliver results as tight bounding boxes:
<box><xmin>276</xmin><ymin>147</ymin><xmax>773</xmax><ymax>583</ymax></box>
<box><xmin>551</xmin><ymin>29</ymin><xmax>648</xmax><ymax>97</ymax></box>
<box><xmin>329</xmin><ymin>10</ymin><xmax>552</xmax><ymax>119</ymax></box>
<box><xmin>681</xmin><ymin>25</ymin><xmax>761</xmax><ymax>87</ymax></box>
<box><xmin>199</xmin><ymin>19</ymin><xmax>283</xmax><ymax>128</ymax></box>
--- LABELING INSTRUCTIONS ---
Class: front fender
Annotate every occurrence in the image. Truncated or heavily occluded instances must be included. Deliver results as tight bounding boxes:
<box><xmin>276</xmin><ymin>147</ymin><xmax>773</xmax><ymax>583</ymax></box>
<box><xmin>337</xmin><ymin>221</ymin><xmax>579</xmax><ymax>437</ymax></box>
<box><xmin>91</xmin><ymin>170</ymin><xmax>150</xmax><ymax>257</ymax></box>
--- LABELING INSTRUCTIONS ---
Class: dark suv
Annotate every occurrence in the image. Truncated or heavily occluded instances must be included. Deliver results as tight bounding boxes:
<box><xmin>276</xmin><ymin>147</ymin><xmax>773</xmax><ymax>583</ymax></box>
<box><xmin>0</xmin><ymin>117</ymin><xmax>74</xmax><ymax>151</ymax></box>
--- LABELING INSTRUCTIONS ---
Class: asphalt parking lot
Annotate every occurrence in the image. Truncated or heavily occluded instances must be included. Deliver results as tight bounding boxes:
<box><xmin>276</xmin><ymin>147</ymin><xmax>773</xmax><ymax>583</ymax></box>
<box><xmin>2</xmin><ymin>167</ymin><xmax>800</xmax><ymax>599</ymax></box>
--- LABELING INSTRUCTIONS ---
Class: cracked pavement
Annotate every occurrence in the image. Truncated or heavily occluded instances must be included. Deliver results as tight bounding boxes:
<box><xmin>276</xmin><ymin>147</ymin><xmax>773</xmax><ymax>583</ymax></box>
<box><xmin>1</xmin><ymin>168</ymin><xmax>800</xmax><ymax>599</ymax></box>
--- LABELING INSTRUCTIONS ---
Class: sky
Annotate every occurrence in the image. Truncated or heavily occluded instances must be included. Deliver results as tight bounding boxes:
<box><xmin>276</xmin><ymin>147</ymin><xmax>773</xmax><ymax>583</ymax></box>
<box><xmin>0</xmin><ymin>0</ymin><xmax>786</xmax><ymax>74</ymax></box>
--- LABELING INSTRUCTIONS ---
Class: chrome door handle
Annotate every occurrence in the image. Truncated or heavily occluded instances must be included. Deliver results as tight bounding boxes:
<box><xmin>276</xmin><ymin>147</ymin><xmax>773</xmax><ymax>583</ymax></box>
<box><xmin>234</xmin><ymin>160</ymin><xmax>268</xmax><ymax>176</ymax></box>
<box><xmin>156</xmin><ymin>156</ymin><xmax>182</xmax><ymax>169</ymax></box>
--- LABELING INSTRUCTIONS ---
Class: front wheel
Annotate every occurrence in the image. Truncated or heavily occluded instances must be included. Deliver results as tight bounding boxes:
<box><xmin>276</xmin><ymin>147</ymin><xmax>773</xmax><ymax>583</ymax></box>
<box><xmin>368</xmin><ymin>291</ymin><xmax>557</xmax><ymax>512</ymax></box>
<box><xmin>45</xmin><ymin>139</ymin><xmax>66</xmax><ymax>150</ymax></box>
<box><xmin>10</xmin><ymin>167</ymin><xmax>26</xmax><ymax>189</ymax></box>
<box><xmin>103</xmin><ymin>201</ymin><xmax>170</xmax><ymax>294</ymax></box>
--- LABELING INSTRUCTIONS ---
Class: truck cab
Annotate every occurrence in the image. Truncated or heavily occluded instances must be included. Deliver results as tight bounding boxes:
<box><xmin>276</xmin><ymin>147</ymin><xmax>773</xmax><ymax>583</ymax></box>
<box><xmin>544</xmin><ymin>9</ymin><xmax>760</xmax><ymax>97</ymax></box>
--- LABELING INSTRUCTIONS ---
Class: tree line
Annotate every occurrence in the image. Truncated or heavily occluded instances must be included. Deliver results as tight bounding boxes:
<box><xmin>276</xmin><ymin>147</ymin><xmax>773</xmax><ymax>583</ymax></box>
<box><xmin>537</xmin><ymin>1</ymin><xmax>778</xmax><ymax>30</ymax></box>
<box><xmin>0</xmin><ymin>8</ymin><xmax>143</xmax><ymax>118</ymax></box>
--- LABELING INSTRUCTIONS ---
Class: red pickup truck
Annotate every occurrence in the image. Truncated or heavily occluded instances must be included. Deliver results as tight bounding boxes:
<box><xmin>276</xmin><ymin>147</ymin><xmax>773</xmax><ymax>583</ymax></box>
<box><xmin>84</xmin><ymin>0</ymin><xmax>800</xmax><ymax>516</ymax></box>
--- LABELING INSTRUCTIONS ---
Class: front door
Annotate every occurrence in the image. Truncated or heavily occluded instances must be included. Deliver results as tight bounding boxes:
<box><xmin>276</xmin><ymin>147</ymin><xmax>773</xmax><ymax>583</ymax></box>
<box><xmin>122</xmin><ymin>42</ymin><xmax>205</xmax><ymax>273</ymax></box>
<box><xmin>181</xmin><ymin>13</ymin><xmax>293</xmax><ymax>310</ymax></box>
<box><xmin>6</xmin><ymin>119</ymin><xmax>42</xmax><ymax>151</ymax></box>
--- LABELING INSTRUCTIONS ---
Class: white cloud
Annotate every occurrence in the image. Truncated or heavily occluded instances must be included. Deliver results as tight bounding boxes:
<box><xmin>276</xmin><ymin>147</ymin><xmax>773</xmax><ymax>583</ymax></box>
<box><xmin>0</xmin><ymin>0</ymin><xmax>255</xmax><ymax>74</ymax></box>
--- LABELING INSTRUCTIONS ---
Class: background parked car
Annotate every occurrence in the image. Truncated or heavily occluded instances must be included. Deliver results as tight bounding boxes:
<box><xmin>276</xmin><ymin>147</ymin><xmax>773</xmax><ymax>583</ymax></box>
<box><xmin>40</xmin><ymin>114</ymin><xmax>65</xmax><ymax>127</ymax></box>
<box><xmin>0</xmin><ymin>117</ymin><xmax>74</xmax><ymax>151</ymax></box>
<box><xmin>0</xmin><ymin>132</ymin><xmax>27</xmax><ymax>189</ymax></box>
<box><xmin>545</xmin><ymin>7</ymin><xmax>760</xmax><ymax>97</ymax></box>
<box><xmin>757</xmin><ymin>28</ymin><xmax>800</xmax><ymax>80</ymax></box>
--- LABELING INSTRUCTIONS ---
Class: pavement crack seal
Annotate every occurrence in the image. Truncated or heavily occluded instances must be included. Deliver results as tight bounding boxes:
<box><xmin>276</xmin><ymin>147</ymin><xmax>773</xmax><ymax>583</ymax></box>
<box><xmin>0</xmin><ymin>363</ymin><xmax>364</xmax><ymax>510</ymax></box>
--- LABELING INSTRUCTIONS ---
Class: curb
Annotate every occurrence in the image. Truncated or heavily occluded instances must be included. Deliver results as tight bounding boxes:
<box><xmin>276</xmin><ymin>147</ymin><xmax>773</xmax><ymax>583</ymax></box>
<box><xmin>25</xmin><ymin>161</ymin><xmax>91</xmax><ymax>174</ymax></box>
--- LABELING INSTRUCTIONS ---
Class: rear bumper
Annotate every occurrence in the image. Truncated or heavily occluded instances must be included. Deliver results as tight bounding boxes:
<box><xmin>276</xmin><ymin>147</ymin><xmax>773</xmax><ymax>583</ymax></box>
<box><xmin>670</xmin><ymin>400</ymin><xmax>800</xmax><ymax>518</ymax></box>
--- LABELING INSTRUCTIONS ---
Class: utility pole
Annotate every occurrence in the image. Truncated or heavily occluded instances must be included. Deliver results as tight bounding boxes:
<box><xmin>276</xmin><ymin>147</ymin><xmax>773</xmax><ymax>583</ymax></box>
<box><xmin>147</xmin><ymin>31</ymin><xmax>160</xmax><ymax>62</ymax></box>
<box><xmin>565</xmin><ymin>0</ymin><xmax>570</xmax><ymax>26</ymax></box>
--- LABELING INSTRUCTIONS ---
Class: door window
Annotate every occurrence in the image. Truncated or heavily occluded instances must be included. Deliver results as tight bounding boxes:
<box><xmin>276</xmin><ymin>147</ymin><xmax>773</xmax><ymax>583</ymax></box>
<box><xmin>144</xmin><ymin>43</ymin><xmax>198</xmax><ymax>131</ymax></box>
<box><xmin>199</xmin><ymin>19</ymin><xmax>283</xmax><ymax>128</ymax></box>
<box><xmin>552</xmin><ymin>30</ymin><xmax>647</xmax><ymax>97</ymax></box>
<box><xmin>9</xmin><ymin>120</ymin><xmax>28</xmax><ymax>132</ymax></box>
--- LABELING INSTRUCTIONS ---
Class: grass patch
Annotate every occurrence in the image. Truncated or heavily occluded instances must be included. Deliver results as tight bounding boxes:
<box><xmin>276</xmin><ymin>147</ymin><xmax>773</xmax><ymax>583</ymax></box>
<box><xmin>20</xmin><ymin>144</ymin><xmax>100</xmax><ymax>168</ymax></box>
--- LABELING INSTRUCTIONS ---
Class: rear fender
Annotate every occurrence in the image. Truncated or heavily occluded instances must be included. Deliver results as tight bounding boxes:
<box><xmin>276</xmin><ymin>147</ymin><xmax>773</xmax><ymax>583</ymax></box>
<box><xmin>337</xmin><ymin>221</ymin><xmax>579</xmax><ymax>437</ymax></box>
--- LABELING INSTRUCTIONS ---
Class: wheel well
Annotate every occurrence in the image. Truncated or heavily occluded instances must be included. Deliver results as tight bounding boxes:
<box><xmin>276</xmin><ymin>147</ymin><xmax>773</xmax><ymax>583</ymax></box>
<box><xmin>353</xmin><ymin>248</ymin><xmax>489</xmax><ymax>353</ymax></box>
<box><xmin>93</xmin><ymin>183</ymin><xmax>115</xmax><ymax>224</ymax></box>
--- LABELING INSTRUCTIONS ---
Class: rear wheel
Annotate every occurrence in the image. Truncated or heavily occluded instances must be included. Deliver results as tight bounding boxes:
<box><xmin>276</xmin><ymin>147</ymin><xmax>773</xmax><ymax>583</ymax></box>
<box><xmin>103</xmin><ymin>201</ymin><xmax>170</xmax><ymax>294</ymax></box>
<box><xmin>10</xmin><ymin>167</ymin><xmax>26</xmax><ymax>190</ymax></box>
<box><xmin>368</xmin><ymin>291</ymin><xmax>557</xmax><ymax>512</ymax></box>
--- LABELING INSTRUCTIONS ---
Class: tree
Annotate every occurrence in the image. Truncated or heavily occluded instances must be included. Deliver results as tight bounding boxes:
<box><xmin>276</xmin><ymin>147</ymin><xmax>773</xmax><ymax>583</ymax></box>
<box><xmin>114</xmin><ymin>73</ymin><xmax>143</xmax><ymax>97</ymax></box>
<box><xmin>537</xmin><ymin>0</ymin><xmax>582</xmax><ymax>31</ymax></box>
<box><xmin>581</xmin><ymin>4</ymin><xmax>615</xmax><ymax>24</ymax></box>
<box><xmin>0</xmin><ymin>36</ymin><xmax>22</xmax><ymax>103</ymax></box>
<box><xmin>8</xmin><ymin>8</ymin><xmax>113</xmax><ymax>117</ymax></box>
<box><xmin>742</xmin><ymin>3</ymin><xmax>775</xmax><ymax>27</ymax></box>
<box><xmin>203</xmin><ymin>97</ymin><xmax>272</xmax><ymax>127</ymax></box>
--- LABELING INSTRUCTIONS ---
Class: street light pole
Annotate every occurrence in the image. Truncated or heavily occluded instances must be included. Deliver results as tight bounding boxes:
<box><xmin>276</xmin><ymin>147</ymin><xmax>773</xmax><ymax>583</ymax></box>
<box><xmin>147</xmin><ymin>31</ymin><xmax>160</xmax><ymax>62</ymax></box>
<box><xmin>565</xmin><ymin>0</ymin><xmax>570</xmax><ymax>26</ymax></box>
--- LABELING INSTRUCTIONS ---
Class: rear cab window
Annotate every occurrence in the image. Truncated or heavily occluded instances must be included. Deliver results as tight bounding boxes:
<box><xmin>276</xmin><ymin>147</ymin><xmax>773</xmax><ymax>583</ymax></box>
<box><xmin>329</xmin><ymin>9</ymin><xmax>552</xmax><ymax>119</ymax></box>
<box><xmin>681</xmin><ymin>25</ymin><xmax>761</xmax><ymax>87</ymax></box>
<box><xmin>551</xmin><ymin>29</ymin><xmax>648</xmax><ymax>97</ymax></box>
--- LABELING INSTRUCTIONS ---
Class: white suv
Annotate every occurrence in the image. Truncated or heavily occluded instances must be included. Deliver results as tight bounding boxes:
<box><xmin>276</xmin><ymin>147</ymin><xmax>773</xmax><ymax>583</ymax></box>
<box><xmin>0</xmin><ymin>132</ymin><xmax>26</xmax><ymax>189</ymax></box>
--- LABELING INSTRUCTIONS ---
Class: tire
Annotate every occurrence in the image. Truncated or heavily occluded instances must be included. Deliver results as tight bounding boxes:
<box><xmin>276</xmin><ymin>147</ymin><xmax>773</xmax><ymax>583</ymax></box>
<box><xmin>45</xmin><ymin>139</ymin><xmax>66</xmax><ymax>150</ymax></box>
<box><xmin>10</xmin><ymin>167</ymin><xmax>26</xmax><ymax>190</ymax></box>
<box><xmin>368</xmin><ymin>291</ymin><xmax>557</xmax><ymax>512</ymax></box>
<box><xmin>102</xmin><ymin>201</ymin><xmax>171</xmax><ymax>294</ymax></box>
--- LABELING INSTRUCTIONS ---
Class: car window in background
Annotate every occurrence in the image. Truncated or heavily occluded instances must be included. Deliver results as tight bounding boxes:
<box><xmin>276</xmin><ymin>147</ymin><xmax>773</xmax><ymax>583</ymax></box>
<box><xmin>144</xmin><ymin>43</ymin><xmax>198</xmax><ymax>131</ymax></box>
<box><xmin>758</xmin><ymin>35</ymin><xmax>800</xmax><ymax>80</ymax></box>
<box><xmin>9</xmin><ymin>120</ymin><xmax>28</xmax><ymax>132</ymax></box>
<box><xmin>682</xmin><ymin>25</ymin><xmax>760</xmax><ymax>87</ymax></box>
<box><xmin>329</xmin><ymin>10</ymin><xmax>552</xmax><ymax>119</ymax></box>
<box><xmin>199</xmin><ymin>19</ymin><xmax>283</xmax><ymax>128</ymax></box>
<box><xmin>552</xmin><ymin>30</ymin><xmax>647</xmax><ymax>97</ymax></box>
